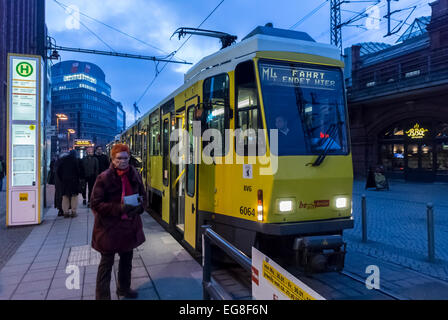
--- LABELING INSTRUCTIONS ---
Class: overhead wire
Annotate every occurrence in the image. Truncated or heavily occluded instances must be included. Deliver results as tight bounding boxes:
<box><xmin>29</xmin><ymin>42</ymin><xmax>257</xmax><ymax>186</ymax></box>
<box><xmin>342</xmin><ymin>0</ymin><xmax>429</xmax><ymax>44</ymax></box>
<box><xmin>314</xmin><ymin>0</ymin><xmax>427</xmax><ymax>45</ymax></box>
<box><xmin>289</xmin><ymin>0</ymin><xmax>329</xmax><ymax>30</ymax></box>
<box><xmin>52</xmin><ymin>0</ymin><xmax>179</xmax><ymax>60</ymax></box>
<box><xmin>135</xmin><ymin>0</ymin><xmax>225</xmax><ymax>107</ymax></box>
<box><xmin>53</xmin><ymin>0</ymin><xmax>117</xmax><ymax>53</ymax></box>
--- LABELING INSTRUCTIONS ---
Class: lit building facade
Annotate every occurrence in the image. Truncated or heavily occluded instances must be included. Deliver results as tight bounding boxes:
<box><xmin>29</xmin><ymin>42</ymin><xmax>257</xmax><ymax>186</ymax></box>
<box><xmin>345</xmin><ymin>0</ymin><xmax>448</xmax><ymax>182</ymax></box>
<box><xmin>51</xmin><ymin>60</ymin><xmax>125</xmax><ymax>154</ymax></box>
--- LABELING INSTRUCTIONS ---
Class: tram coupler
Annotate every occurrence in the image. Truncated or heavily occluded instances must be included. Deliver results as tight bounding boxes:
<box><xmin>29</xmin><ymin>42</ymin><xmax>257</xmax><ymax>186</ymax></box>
<box><xmin>293</xmin><ymin>235</ymin><xmax>346</xmax><ymax>273</ymax></box>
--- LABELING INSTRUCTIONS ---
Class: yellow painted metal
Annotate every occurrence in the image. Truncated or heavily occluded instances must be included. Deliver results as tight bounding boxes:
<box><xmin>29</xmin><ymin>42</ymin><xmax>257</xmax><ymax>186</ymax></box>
<box><xmin>118</xmin><ymin>47</ymin><xmax>353</xmax><ymax>250</ymax></box>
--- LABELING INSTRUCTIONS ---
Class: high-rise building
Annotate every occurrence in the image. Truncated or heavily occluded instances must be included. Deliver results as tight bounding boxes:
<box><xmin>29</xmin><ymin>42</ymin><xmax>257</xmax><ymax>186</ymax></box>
<box><xmin>51</xmin><ymin>60</ymin><xmax>125</xmax><ymax>153</ymax></box>
<box><xmin>117</xmin><ymin>102</ymin><xmax>126</xmax><ymax>134</ymax></box>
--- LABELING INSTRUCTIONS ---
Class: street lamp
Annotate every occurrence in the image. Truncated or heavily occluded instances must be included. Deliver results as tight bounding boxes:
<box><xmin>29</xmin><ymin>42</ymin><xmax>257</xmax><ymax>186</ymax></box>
<box><xmin>56</xmin><ymin>114</ymin><xmax>68</xmax><ymax>154</ymax></box>
<box><xmin>56</xmin><ymin>113</ymin><xmax>68</xmax><ymax>132</ymax></box>
<box><xmin>67</xmin><ymin>129</ymin><xmax>76</xmax><ymax>150</ymax></box>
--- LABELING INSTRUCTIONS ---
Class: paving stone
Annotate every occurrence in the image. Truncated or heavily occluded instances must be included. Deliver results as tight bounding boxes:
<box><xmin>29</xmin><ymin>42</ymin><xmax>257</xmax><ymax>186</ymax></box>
<box><xmin>46</xmin><ymin>287</ymin><xmax>82</xmax><ymax>300</ymax></box>
<box><xmin>11</xmin><ymin>289</ymin><xmax>47</xmax><ymax>300</ymax></box>
<box><xmin>15</xmin><ymin>279</ymin><xmax>52</xmax><ymax>294</ymax></box>
<box><xmin>147</xmin><ymin>260</ymin><xmax>203</xmax><ymax>300</ymax></box>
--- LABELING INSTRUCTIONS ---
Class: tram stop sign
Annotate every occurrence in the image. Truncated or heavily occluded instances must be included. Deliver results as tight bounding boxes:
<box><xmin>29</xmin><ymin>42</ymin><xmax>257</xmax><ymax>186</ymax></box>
<box><xmin>251</xmin><ymin>247</ymin><xmax>325</xmax><ymax>300</ymax></box>
<box><xmin>6</xmin><ymin>54</ymin><xmax>44</xmax><ymax>227</ymax></box>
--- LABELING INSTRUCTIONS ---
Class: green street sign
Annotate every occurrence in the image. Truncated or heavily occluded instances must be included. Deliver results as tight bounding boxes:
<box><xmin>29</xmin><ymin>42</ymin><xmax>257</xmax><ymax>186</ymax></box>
<box><xmin>16</xmin><ymin>62</ymin><xmax>33</xmax><ymax>77</ymax></box>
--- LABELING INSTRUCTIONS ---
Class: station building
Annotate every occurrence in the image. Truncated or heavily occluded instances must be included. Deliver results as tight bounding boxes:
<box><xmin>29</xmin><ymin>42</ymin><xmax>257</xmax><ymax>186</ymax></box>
<box><xmin>51</xmin><ymin>60</ymin><xmax>125</xmax><ymax>154</ymax></box>
<box><xmin>345</xmin><ymin>0</ymin><xmax>448</xmax><ymax>182</ymax></box>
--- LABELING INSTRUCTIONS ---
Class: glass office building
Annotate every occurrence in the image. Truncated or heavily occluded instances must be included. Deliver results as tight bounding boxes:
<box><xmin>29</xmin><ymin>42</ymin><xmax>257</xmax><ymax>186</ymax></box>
<box><xmin>51</xmin><ymin>60</ymin><xmax>125</xmax><ymax>153</ymax></box>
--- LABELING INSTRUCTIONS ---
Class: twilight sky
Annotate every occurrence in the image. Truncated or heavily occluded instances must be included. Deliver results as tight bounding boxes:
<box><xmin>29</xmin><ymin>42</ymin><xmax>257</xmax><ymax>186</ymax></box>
<box><xmin>45</xmin><ymin>0</ymin><xmax>431</xmax><ymax>127</ymax></box>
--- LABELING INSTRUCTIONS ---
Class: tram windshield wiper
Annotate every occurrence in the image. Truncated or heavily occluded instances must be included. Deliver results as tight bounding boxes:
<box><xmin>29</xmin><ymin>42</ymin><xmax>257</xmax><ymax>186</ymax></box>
<box><xmin>312</xmin><ymin>122</ymin><xmax>340</xmax><ymax>167</ymax></box>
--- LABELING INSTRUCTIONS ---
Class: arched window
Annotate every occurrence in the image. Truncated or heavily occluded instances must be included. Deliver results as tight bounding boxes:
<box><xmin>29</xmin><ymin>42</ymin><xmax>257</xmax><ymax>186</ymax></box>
<box><xmin>381</xmin><ymin>125</ymin><xmax>404</xmax><ymax>140</ymax></box>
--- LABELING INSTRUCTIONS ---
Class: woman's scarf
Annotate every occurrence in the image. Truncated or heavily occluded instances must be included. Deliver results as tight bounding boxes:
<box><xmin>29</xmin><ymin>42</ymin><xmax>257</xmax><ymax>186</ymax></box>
<box><xmin>116</xmin><ymin>167</ymin><xmax>133</xmax><ymax>220</ymax></box>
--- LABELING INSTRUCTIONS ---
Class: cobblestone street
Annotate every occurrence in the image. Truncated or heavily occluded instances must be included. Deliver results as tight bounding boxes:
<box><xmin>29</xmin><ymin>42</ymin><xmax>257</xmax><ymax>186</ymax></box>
<box><xmin>345</xmin><ymin>179</ymin><xmax>448</xmax><ymax>281</ymax></box>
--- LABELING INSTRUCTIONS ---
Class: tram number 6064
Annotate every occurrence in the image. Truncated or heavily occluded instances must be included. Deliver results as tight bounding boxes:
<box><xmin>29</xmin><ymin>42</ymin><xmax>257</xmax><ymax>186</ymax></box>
<box><xmin>240</xmin><ymin>206</ymin><xmax>255</xmax><ymax>217</ymax></box>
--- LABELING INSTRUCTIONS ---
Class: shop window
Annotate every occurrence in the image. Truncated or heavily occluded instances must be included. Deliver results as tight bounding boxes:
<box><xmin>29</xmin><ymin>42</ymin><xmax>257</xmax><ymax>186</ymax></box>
<box><xmin>407</xmin><ymin>144</ymin><xmax>419</xmax><ymax>169</ymax></box>
<box><xmin>436</xmin><ymin>142</ymin><xmax>448</xmax><ymax>174</ymax></box>
<box><xmin>421</xmin><ymin>143</ymin><xmax>433</xmax><ymax>170</ymax></box>
<box><xmin>380</xmin><ymin>144</ymin><xmax>404</xmax><ymax>171</ymax></box>
<box><xmin>382</xmin><ymin>126</ymin><xmax>404</xmax><ymax>139</ymax></box>
<box><xmin>436</xmin><ymin>123</ymin><xmax>448</xmax><ymax>139</ymax></box>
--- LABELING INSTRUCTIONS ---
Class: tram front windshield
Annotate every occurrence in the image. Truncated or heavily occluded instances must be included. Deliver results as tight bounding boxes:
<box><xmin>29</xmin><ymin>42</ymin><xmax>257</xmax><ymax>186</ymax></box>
<box><xmin>259</xmin><ymin>60</ymin><xmax>349</xmax><ymax>156</ymax></box>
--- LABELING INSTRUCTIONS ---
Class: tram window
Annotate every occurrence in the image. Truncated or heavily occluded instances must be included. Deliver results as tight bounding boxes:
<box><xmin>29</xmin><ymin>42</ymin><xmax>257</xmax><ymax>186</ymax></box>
<box><xmin>162</xmin><ymin>118</ymin><xmax>169</xmax><ymax>186</ymax></box>
<box><xmin>186</xmin><ymin>107</ymin><xmax>195</xmax><ymax>197</ymax></box>
<box><xmin>235</xmin><ymin>61</ymin><xmax>265</xmax><ymax>156</ymax></box>
<box><xmin>150</xmin><ymin>114</ymin><xmax>160</xmax><ymax>156</ymax></box>
<box><xmin>203</xmin><ymin>73</ymin><xmax>230</xmax><ymax>156</ymax></box>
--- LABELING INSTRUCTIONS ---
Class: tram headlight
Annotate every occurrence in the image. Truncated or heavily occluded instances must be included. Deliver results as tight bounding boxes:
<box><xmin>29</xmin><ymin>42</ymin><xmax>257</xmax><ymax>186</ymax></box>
<box><xmin>279</xmin><ymin>200</ymin><xmax>293</xmax><ymax>212</ymax></box>
<box><xmin>335</xmin><ymin>197</ymin><xmax>348</xmax><ymax>209</ymax></box>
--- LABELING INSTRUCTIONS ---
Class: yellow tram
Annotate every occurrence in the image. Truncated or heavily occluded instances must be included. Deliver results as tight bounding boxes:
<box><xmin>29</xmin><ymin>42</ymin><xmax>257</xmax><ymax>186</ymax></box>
<box><xmin>115</xmin><ymin>25</ymin><xmax>354</xmax><ymax>272</ymax></box>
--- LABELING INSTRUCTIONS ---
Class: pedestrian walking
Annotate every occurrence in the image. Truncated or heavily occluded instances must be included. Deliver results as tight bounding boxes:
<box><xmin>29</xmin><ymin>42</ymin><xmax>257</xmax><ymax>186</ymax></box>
<box><xmin>95</xmin><ymin>146</ymin><xmax>110</xmax><ymax>174</ymax></box>
<box><xmin>54</xmin><ymin>152</ymin><xmax>68</xmax><ymax>216</ymax></box>
<box><xmin>91</xmin><ymin>143</ymin><xmax>146</xmax><ymax>300</ymax></box>
<box><xmin>0</xmin><ymin>156</ymin><xmax>5</xmax><ymax>192</ymax></box>
<box><xmin>57</xmin><ymin>150</ymin><xmax>82</xmax><ymax>218</ymax></box>
<box><xmin>82</xmin><ymin>147</ymin><xmax>99</xmax><ymax>207</ymax></box>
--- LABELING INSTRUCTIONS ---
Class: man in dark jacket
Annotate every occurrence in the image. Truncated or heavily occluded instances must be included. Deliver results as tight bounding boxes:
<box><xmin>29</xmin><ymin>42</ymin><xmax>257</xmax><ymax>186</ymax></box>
<box><xmin>95</xmin><ymin>146</ymin><xmax>110</xmax><ymax>174</ymax></box>
<box><xmin>57</xmin><ymin>150</ymin><xmax>82</xmax><ymax>218</ymax></box>
<box><xmin>82</xmin><ymin>147</ymin><xmax>99</xmax><ymax>207</ymax></box>
<box><xmin>91</xmin><ymin>144</ymin><xmax>146</xmax><ymax>300</ymax></box>
<box><xmin>0</xmin><ymin>156</ymin><xmax>5</xmax><ymax>192</ymax></box>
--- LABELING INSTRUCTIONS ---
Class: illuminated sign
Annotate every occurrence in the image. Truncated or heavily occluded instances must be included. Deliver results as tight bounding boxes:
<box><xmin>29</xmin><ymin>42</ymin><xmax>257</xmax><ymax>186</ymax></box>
<box><xmin>74</xmin><ymin>139</ymin><xmax>93</xmax><ymax>147</ymax></box>
<box><xmin>260</xmin><ymin>64</ymin><xmax>338</xmax><ymax>90</ymax></box>
<box><xmin>298</xmin><ymin>200</ymin><xmax>330</xmax><ymax>210</ymax></box>
<box><xmin>63</xmin><ymin>73</ymin><xmax>97</xmax><ymax>84</ymax></box>
<box><xmin>406</xmin><ymin>123</ymin><xmax>428</xmax><ymax>139</ymax></box>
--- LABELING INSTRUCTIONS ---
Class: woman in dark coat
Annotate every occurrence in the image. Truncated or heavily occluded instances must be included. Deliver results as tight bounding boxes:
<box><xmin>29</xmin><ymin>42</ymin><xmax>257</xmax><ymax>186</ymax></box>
<box><xmin>90</xmin><ymin>143</ymin><xmax>146</xmax><ymax>300</ymax></box>
<box><xmin>56</xmin><ymin>150</ymin><xmax>82</xmax><ymax>218</ymax></box>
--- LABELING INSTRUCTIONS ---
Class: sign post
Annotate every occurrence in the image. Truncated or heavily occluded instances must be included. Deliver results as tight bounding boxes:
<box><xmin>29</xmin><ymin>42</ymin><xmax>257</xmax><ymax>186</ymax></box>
<box><xmin>6</xmin><ymin>54</ymin><xmax>44</xmax><ymax>226</ymax></box>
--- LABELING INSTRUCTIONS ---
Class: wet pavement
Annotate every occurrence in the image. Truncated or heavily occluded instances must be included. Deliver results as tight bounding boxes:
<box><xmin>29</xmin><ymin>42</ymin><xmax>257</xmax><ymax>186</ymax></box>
<box><xmin>0</xmin><ymin>180</ymin><xmax>448</xmax><ymax>299</ymax></box>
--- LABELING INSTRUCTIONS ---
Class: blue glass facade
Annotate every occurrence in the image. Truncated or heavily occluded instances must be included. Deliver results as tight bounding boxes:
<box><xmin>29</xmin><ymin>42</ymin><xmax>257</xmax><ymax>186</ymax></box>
<box><xmin>51</xmin><ymin>61</ymin><xmax>125</xmax><ymax>153</ymax></box>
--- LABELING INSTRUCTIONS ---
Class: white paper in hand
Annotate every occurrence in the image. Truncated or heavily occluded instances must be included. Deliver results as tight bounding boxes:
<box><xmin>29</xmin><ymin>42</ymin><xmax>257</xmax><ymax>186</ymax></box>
<box><xmin>123</xmin><ymin>194</ymin><xmax>139</xmax><ymax>206</ymax></box>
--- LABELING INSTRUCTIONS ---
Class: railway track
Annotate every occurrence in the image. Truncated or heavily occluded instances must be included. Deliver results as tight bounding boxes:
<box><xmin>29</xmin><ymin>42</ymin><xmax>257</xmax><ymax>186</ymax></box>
<box><xmin>209</xmin><ymin>262</ymin><xmax>406</xmax><ymax>300</ymax></box>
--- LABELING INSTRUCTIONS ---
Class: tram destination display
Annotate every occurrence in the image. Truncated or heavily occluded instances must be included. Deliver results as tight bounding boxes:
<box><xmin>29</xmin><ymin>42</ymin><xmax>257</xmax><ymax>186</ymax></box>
<box><xmin>260</xmin><ymin>63</ymin><xmax>338</xmax><ymax>90</ymax></box>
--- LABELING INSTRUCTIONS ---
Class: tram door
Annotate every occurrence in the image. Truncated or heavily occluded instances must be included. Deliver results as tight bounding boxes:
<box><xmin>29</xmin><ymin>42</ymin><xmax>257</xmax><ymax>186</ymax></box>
<box><xmin>171</xmin><ymin>113</ymin><xmax>185</xmax><ymax>234</ymax></box>
<box><xmin>161</xmin><ymin>113</ymin><xmax>171</xmax><ymax>224</ymax></box>
<box><xmin>184</xmin><ymin>105</ymin><xmax>198</xmax><ymax>248</ymax></box>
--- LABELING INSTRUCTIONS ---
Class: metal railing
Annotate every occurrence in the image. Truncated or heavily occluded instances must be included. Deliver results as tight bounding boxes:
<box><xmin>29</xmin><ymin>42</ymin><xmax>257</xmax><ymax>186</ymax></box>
<box><xmin>348</xmin><ymin>47</ymin><xmax>448</xmax><ymax>101</ymax></box>
<box><xmin>202</xmin><ymin>225</ymin><xmax>252</xmax><ymax>300</ymax></box>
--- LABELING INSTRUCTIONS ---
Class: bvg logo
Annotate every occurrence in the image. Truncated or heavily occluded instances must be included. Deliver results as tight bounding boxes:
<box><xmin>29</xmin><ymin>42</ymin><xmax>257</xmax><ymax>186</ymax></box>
<box><xmin>16</xmin><ymin>62</ymin><xmax>33</xmax><ymax>77</ymax></box>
